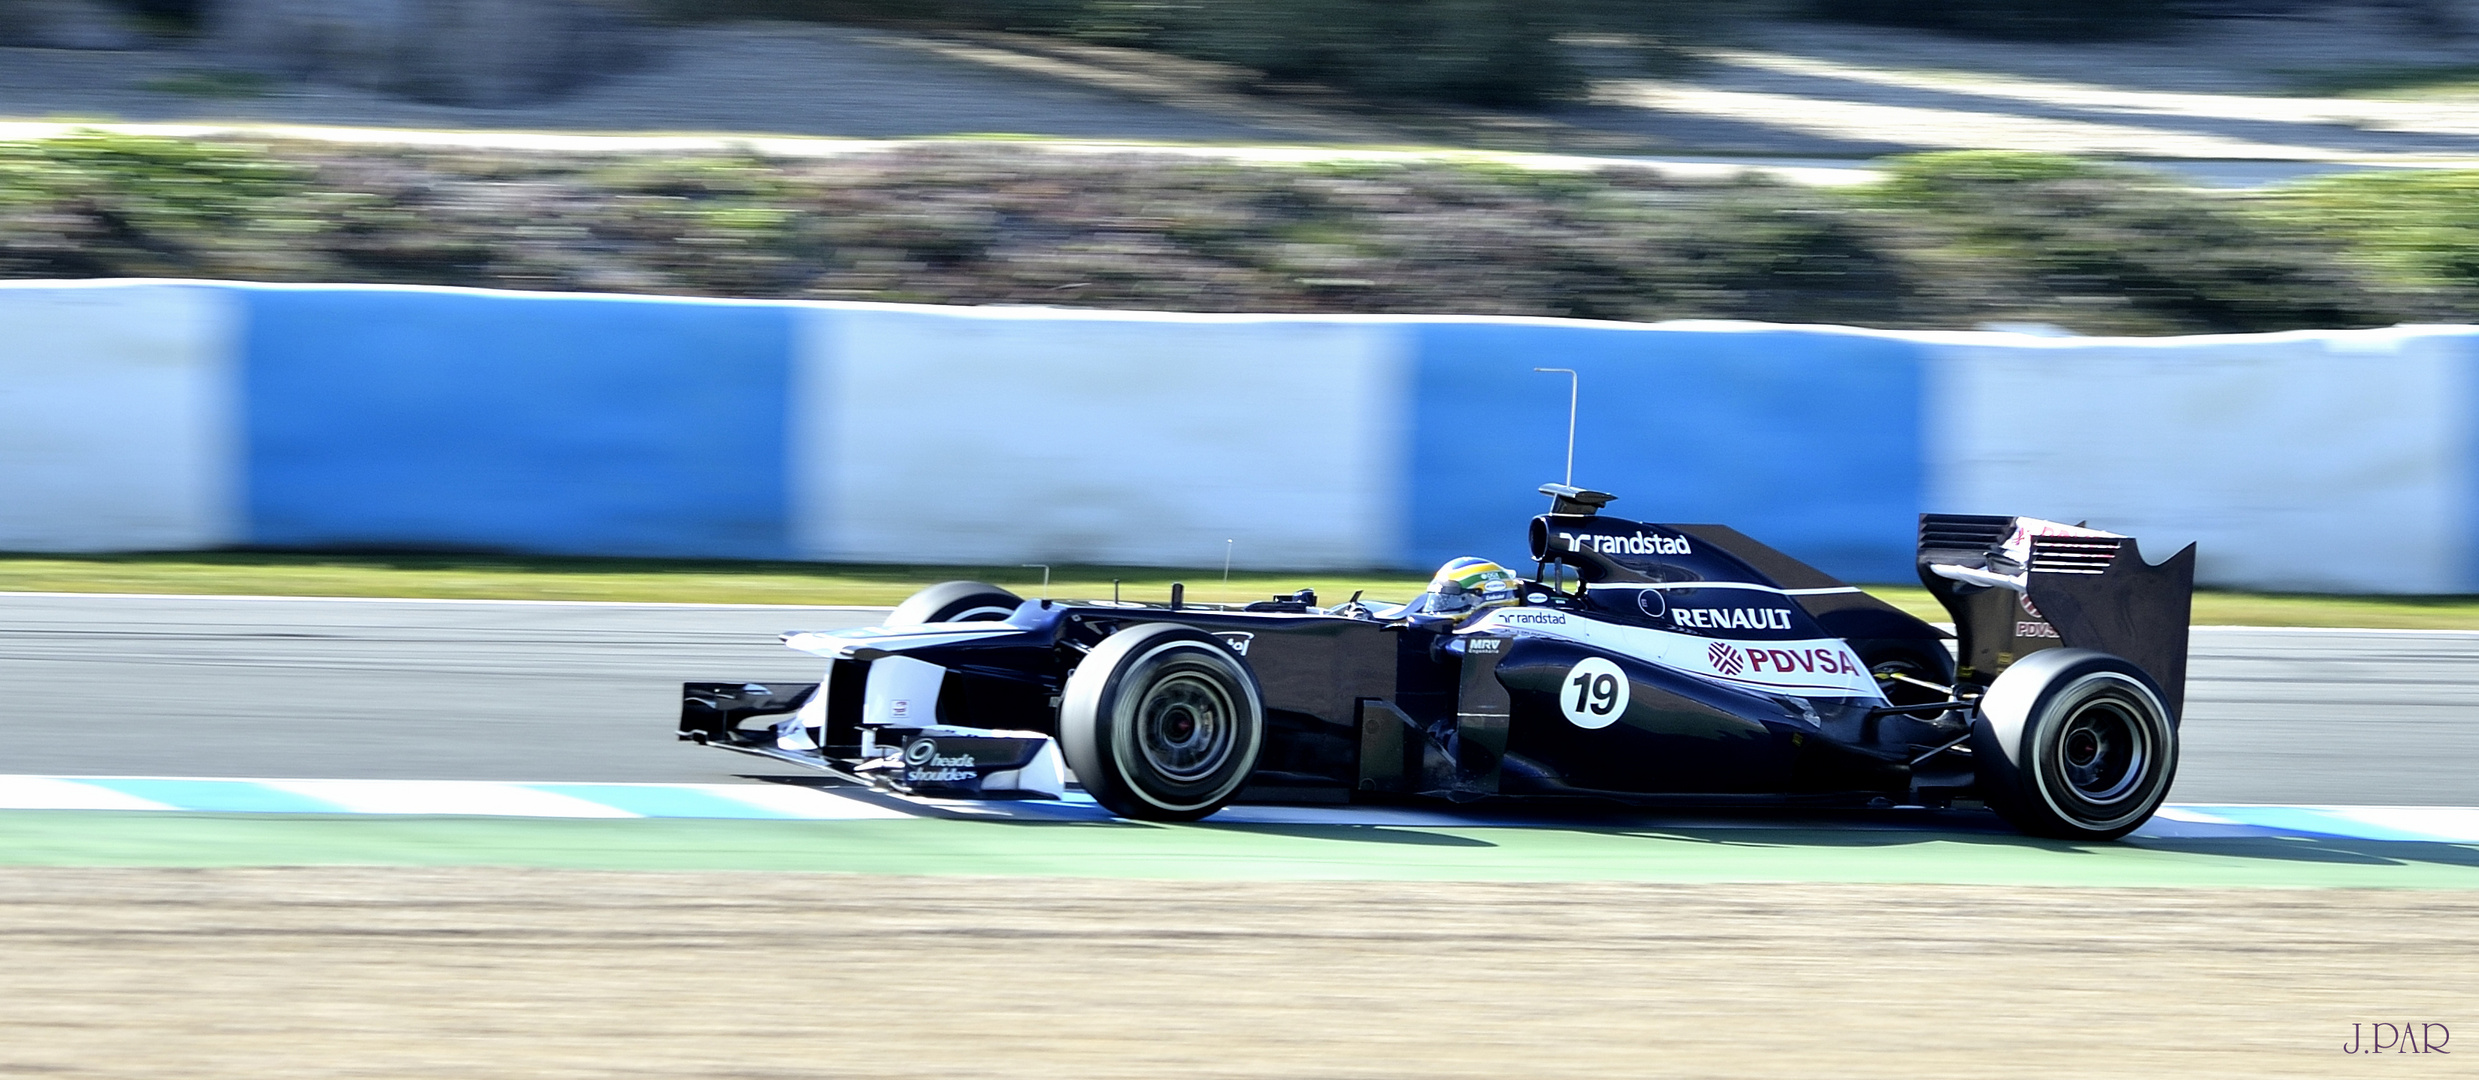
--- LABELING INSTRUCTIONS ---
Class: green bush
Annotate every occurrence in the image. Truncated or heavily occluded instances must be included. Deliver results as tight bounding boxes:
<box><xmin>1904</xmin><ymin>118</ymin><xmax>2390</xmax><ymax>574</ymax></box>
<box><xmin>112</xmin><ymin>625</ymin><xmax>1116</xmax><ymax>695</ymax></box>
<box><xmin>4</xmin><ymin>137</ymin><xmax>2472</xmax><ymax>334</ymax></box>
<box><xmin>2266</xmin><ymin>170</ymin><xmax>2479</xmax><ymax>297</ymax></box>
<box><xmin>0</xmin><ymin>132</ymin><xmax>307</xmax><ymax>222</ymax></box>
<box><xmin>0</xmin><ymin>132</ymin><xmax>313</xmax><ymax>277</ymax></box>
<box><xmin>1862</xmin><ymin>152</ymin><xmax>2420</xmax><ymax>333</ymax></box>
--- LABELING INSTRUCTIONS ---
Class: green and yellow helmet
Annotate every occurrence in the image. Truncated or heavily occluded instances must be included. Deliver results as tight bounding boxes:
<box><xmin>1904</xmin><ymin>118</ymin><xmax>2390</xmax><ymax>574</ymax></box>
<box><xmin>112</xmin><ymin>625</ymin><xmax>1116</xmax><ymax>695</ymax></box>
<box><xmin>1420</xmin><ymin>556</ymin><xmax>1521</xmax><ymax>618</ymax></box>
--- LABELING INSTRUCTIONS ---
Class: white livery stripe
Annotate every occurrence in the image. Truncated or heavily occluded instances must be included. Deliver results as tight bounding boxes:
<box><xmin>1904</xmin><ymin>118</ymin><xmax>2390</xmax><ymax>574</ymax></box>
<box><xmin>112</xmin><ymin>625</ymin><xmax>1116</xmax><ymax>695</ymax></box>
<box><xmin>1474</xmin><ymin>608</ymin><xmax>1884</xmax><ymax>700</ymax></box>
<box><xmin>784</xmin><ymin>626</ymin><xmax>1022</xmax><ymax>658</ymax></box>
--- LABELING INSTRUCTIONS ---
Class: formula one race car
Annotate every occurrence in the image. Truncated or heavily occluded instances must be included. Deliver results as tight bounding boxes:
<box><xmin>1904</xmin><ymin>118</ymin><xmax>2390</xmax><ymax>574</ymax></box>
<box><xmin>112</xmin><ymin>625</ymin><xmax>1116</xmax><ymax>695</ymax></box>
<box><xmin>681</xmin><ymin>485</ymin><xmax>2196</xmax><ymax>840</ymax></box>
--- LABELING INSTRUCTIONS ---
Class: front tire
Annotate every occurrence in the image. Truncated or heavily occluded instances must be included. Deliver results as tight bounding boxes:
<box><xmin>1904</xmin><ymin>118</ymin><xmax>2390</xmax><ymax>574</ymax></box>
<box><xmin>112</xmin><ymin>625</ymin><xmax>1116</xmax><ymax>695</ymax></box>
<box><xmin>1059</xmin><ymin>624</ymin><xmax>1265</xmax><ymax>821</ymax></box>
<box><xmin>887</xmin><ymin>581</ymin><xmax>1022</xmax><ymax>627</ymax></box>
<box><xmin>1971</xmin><ymin>649</ymin><xmax>2178</xmax><ymax>841</ymax></box>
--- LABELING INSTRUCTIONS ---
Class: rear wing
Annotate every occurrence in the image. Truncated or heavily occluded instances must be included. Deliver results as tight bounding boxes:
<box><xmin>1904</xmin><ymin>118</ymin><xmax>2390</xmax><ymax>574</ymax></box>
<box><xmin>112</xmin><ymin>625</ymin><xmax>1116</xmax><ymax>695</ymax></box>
<box><xmin>1917</xmin><ymin>514</ymin><xmax>2196</xmax><ymax>720</ymax></box>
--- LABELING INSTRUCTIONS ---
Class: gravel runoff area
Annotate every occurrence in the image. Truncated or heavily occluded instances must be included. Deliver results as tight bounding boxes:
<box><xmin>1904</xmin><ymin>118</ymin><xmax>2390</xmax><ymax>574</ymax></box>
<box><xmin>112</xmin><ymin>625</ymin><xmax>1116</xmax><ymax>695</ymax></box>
<box><xmin>0</xmin><ymin>867</ymin><xmax>2466</xmax><ymax>1079</ymax></box>
<box><xmin>3</xmin><ymin>11</ymin><xmax>2479</xmax><ymax>166</ymax></box>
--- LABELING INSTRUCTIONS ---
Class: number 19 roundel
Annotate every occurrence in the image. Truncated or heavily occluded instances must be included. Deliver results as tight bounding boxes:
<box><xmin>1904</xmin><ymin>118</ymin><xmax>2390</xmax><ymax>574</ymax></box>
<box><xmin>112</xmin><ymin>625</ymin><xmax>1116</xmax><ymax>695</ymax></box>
<box><xmin>1560</xmin><ymin>656</ymin><xmax>1630</xmax><ymax>729</ymax></box>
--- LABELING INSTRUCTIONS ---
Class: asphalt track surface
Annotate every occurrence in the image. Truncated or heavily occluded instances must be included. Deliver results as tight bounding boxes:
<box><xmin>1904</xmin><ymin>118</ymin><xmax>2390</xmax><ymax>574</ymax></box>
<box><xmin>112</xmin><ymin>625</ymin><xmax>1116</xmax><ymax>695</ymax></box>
<box><xmin>3</xmin><ymin>592</ymin><xmax>2472</xmax><ymax>806</ymax></box>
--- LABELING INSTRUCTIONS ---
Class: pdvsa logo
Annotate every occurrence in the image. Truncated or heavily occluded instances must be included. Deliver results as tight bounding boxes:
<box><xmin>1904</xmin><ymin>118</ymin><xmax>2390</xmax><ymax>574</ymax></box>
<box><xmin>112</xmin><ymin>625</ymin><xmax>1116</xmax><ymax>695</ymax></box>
<box><xmin>1745</xmin><ymin>647</ymin><xmax>1861</xmax><ymax>676</ymax></box>
<box><xmin>1708</xmin><ymin>641</ymin><xmax>1746</xmax><ymax>676</ymax></box>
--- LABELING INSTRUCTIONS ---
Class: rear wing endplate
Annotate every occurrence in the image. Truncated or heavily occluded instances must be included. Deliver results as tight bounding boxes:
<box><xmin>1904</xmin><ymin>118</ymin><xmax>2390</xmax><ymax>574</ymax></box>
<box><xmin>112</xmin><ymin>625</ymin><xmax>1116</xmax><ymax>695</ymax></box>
<box><xmin>1918</xmin><ymin>514</ymin><xmax>2196</xmax><ymax>720</ymax></box>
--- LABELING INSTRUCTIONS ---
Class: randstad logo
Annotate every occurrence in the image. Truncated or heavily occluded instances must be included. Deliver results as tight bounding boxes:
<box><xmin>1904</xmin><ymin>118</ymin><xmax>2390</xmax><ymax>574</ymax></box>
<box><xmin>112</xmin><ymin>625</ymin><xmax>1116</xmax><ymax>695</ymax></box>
<box><xmin>1560</xmin><ymin>531</ymin><xmax>1692</xmax><ymax>557</ymax></box>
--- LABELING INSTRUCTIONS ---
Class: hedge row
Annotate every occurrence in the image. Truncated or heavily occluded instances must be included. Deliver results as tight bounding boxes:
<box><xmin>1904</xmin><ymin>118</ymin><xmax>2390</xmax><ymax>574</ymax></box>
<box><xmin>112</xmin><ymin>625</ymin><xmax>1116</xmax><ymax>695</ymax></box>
<box><xmin>2</xmin><ymin>135</ymin><xmax>2473</xmax><ymax>335</ymax></box>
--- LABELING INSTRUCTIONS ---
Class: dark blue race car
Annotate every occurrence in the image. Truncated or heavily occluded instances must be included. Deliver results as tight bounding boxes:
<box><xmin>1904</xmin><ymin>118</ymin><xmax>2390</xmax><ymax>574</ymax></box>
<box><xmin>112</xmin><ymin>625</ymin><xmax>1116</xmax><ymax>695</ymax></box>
<box><xmin>682</xmin><ymin>485</ymin><xmax>2195</xmax><ymax>840</ymax></box>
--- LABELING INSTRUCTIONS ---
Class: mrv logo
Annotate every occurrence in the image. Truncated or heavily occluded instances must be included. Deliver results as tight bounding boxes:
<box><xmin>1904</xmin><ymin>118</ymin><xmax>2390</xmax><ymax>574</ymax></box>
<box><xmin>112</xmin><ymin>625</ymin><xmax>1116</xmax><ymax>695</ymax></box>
<box><xmin>1559</xmin><ymin>531</ymin><xmax>1692</xmax><ymax>557</ymax></box>
<box><xmin>1671</xmin><ymin>606</ymin><xmax>1795</xmax><ymax>631</ymax></box>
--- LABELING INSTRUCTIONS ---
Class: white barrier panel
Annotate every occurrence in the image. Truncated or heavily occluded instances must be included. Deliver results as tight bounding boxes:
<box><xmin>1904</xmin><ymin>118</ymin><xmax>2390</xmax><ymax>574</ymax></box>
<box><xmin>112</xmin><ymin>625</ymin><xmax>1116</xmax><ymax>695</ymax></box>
<box><xmin>793</xmin><ymin>306</ymin><xmax>1409</xmax><ymax>570</ymax></box>
<box><xmin>0</xmin><ymin>282</ymin><xmax>240</xmax><ymax>552</ymax></box>
<box><xmin>1925</xmin><ymin>327</ymin><xmax>2478</xmax><ymax>593</ymax></box>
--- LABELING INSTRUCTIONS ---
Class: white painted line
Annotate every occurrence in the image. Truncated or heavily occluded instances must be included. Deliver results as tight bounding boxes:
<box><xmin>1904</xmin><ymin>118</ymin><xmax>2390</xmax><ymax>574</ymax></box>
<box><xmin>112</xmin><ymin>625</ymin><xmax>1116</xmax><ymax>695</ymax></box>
<box><xmin>2309</xmin><ymin>806</ymin><xmax>2479</xmax><ymax>844</ymax></box>
<box><xmin>1</xmin><ymin>775</ymin><xmax>2474</xmax><ymax>843</ymax></box>
<box><xmin>2191</xmin><ymin>625</ymin><xmax>2479</xmax><ymax>638</ymax></box>
<box><xmin>0</xmin><ymin>776</ymin><xmax>176</xmax><ymax>812</ymax></box>
<box><xmin>2149</xmin><ymin>806</ymin><xmax>2243</xmax><ymax>825</ymax></box>
<box><xmin>260</xmin><ymin>779</ymin><xmax>641</xmax><ymax>818</ymax></box>
<box><xmin>1211</xmin><ymin>803</ymin><xmax>1495</xmax><ymax>828</ymax></box>
<box><xmin>0</xmin><ymin>122</ymin><xmax>1871</xmax><ymax>183</ymax></box>
<box><xmin>699</xmin><ymin>783</ymin><xmax>912</xmax><ymax>820</ymax></box>
<box><xmin>8</xmin><ymin>592</ymin><xmax>2469</xmax><ymax>637</ymax></box>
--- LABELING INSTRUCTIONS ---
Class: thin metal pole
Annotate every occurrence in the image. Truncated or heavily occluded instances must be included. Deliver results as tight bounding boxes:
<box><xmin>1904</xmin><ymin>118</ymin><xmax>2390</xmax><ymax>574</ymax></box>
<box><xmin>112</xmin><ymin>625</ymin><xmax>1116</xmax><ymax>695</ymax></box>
<box><xmin>1223</xmin><ymin>539</ymin><xmax>1234</xmax><ymax>597</ymax></box>
<box><xmin>1534</xmin><ymin>367</ymin><xmax>1578</xmax><ymax>486</ymax></box>
<box><xmin>1020</xmin><ymin>564</ymin><xmax>1050</xmax><ymax>599</ymax></box>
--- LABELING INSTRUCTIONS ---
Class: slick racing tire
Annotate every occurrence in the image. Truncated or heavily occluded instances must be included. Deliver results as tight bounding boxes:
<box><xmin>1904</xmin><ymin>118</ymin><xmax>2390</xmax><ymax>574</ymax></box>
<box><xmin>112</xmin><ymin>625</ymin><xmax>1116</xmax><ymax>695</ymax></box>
<box><xmin>888</xmin><ymin>581</ymin><xmax>1022</xmax><ymax>627</ymax></box>
<box><xmin>1970</xmin><ymin>649</ymin><xmax>2178</xmax><ymax>841</ymax></box>
<box><xmin>1059</xmin><ymin>623</ymin><xmax>1265</xmax><ymax>822</ymax></box>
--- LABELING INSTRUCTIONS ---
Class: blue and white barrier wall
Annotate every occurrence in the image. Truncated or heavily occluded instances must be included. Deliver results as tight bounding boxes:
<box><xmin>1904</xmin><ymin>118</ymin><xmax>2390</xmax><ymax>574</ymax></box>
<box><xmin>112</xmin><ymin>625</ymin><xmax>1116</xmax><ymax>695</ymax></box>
<box><xmin>5</xmin><ymin>280</ymin><xmax>2476</xmax><ymax>592</ymax></box>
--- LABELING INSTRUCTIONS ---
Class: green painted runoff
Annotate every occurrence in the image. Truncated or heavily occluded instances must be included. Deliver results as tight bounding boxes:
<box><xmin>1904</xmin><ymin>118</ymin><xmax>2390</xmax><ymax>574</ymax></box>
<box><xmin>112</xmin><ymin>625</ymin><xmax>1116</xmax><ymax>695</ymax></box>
<box><xmin>1</xmin><ymin>811</ymin><xmax>2474</xmax><ymax>888</ymax></box>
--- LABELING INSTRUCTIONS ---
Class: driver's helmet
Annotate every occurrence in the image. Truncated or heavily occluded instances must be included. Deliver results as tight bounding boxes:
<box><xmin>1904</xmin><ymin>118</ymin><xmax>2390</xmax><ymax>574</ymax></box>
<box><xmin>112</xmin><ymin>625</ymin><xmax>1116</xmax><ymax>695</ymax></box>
<box><xmin>1413</xmin><ymin>556</ymin><xmax>1521</xmax><ymax>621</ymax></box>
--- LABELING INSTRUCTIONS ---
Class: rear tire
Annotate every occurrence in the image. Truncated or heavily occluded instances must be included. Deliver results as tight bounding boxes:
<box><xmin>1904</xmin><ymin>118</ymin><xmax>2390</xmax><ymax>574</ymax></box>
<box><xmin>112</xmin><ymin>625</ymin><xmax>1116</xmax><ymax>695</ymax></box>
<box><xmin>888</xmin><ymin>581</ymin><xmax>1022</xmax><ymax>627</ymax></box>
<box><xmin>1858</xmin><ymin>640</ymin><xmax>1955</xmax><ymax>709</ymax></box>
<box><xmin>1059</xmin><ymin>624</ymin><xmax>1265</xmax><ymax>821</ymax></box>
<box><xmin>1971</xmin><ymin>649</ymin><xmax>2178</xmax><ymax>841</ymax></box>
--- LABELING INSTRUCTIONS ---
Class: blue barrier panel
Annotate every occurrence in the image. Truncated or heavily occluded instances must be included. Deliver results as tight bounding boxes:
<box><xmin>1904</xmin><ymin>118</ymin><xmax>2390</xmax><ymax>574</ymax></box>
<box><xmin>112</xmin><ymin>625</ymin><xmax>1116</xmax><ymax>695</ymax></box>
<box><xmin>242</xmin><ymin>286</ymin><xmax>794</xmax><ymax>559</ymax></box>
<box><xmin>1407</xmin><ymin>321</ymin><xmax>1925</xmax><ymax>582</ymax></box>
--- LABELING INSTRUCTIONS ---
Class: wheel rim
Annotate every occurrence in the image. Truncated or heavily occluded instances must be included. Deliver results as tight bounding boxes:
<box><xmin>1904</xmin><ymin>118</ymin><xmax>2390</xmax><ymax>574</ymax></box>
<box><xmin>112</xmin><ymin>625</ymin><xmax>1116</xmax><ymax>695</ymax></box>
<box><xmin>2054</xmin><ymin>695</ymin><xmax>2149</xmax><ymax>805</ymax></box>
<box><xmin>1870</xmin><ymin>655</ymin><xmax>1944</xmax><ymax>709</ymax></box>
<box><xmin>1133</xmin><ymin>671</ymin><xmax>1237</xmax><ymax>784</ymax></box>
